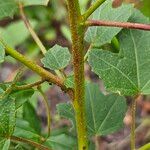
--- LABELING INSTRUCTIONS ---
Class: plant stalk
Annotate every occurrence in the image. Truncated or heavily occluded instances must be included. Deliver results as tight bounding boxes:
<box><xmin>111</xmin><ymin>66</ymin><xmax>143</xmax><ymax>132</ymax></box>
<box><xmin>130</xmin><ymin>98</ymin><xmax>137</xmax><ymax>150</ymax></box>
<box><xmin>85</xmin><ymin>20</ymin><xmax>150</xmax><ymax>31</ymax></box>
<box><xmin>10</xmin><ymin>136</ymin><xmax>51</xmax><ymax>150</ymax></box>
<box><xmin>66</xmin><ymin>0</ymin><xmax>88</xmax><ymax>149</ymax></box>
<box><xmin>82</xmin><ymin>0</ymin><xmax>106</xmax><ymax>21</ymax></box>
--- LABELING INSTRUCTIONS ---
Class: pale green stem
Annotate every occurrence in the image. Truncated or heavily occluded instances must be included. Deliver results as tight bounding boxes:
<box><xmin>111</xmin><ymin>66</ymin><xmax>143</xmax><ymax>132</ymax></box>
<box><xmin>82</xmin><ymin>0</ymin><xmax>106</xmax><ymax>21</ymax></box>
<box><xmin>37</xmin><ymin>86</ymin><xmax>51</xmax><ymax>139</ymax></box>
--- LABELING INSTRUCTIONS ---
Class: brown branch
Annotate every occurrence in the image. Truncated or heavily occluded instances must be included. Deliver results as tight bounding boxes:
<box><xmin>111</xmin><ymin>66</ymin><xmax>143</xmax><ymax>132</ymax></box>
<box><xmin>85</xmin><ymin>20</ymin><xmax>150</xmax><ymax>31</ymax></box>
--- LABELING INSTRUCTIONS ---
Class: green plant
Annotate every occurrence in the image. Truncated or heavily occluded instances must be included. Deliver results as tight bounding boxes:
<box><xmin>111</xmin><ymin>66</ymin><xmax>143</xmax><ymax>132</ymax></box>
<box><xmin>0</xmin><ymin>0</ymin><xmax>150</xmax><ymax>150</ymax></box>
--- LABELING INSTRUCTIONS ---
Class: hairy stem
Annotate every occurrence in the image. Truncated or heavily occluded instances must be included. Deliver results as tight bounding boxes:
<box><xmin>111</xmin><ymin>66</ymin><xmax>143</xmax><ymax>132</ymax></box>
<box><xmin>130</xmin><ymin>98</ymin><xmax>137</xmax><ymax>150</ymax></box>
<box><xmin>66</xmin><ymin>0</ymin><xmax>88</xmax><ymax>149</ymax></box>
<box><xmin>82</xmin><ymin>0</ymin><xmax>106</xmax><ymax>21</ymax></box>
<box><xmin>10</xmin><ymin>136</ymin><xmax>51</xmax><ymax>150</ymax></box>
<box><xmin>38</xmin><ymin>86</ymin><xmax>51</xmax><ymax>138</ymax></box>
<box><xmin>19</xmin><ymin>3</ymin><xmax>47</xmax><ymax>55</ymax></box>
<box><xmin>85</xmin><ymin>20</ymin><xmax>150</xmax><ymax>31</ymax></box>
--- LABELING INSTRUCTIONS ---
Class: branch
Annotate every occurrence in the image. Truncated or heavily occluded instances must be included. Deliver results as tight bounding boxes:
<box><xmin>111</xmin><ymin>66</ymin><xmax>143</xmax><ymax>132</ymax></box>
<box><xmin>14</xmin><ymin>79</ymin><xmax>46</xmax><ymax>90</ymax></box>
<box><xmin>82</xmin><ymin>0</ymin><xmax>106</xmax><ymax>21</ymax></box>
<box><xmin>19</xmin><ymin>3</ymin><xmax>47</xmax><ymax>55</ymax></box>
<box><xmin>10</xmin><ymin>136</ymin><xmax>51</xmax><ymax>150</ymax></box>
<box><xmin>1</xmin><ymin>41</ymin><xmax>67</xmax><ymax>91</ymax></box>
<box><xmin>85</xmin><ymin>20</ymin><xmax>150</xmax><ymax>31</ymax></box>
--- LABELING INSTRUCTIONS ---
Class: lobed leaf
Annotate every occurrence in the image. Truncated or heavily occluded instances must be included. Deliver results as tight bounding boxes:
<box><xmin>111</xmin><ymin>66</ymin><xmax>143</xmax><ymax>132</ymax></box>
<box><xmin>85</xmin><ymin>0</ymin><xmax>133</xmax><ymax>47</ymax></box>
<box><xmin>41</xmin><ymin>45</ymin><xmax>71</xmax><ymax>70</ymax></box>
<box><xmin>57</xmin><ymin>83</ymin><xmax>127</xmax><ymax>136</ymax></box>
<box><xmin>88</xmin><ymin>10</ymin><xmax>150</xmax><ymax>96</ymax></box>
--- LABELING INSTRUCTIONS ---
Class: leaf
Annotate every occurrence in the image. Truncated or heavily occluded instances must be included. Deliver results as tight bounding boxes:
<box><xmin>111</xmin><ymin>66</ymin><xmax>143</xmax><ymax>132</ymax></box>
<box><xmin>23</xmin><ymin>101</ymin><xmax>41</xmax><ymax>134</ymax></box>
<box><xmin>140</xmin><ymin>0</ymin><xmax>150</xmax><ymax>18</ymax></box>
<box><xmin>57</xmin><ymin>83</ymin><xmax>127</xmax><ymax>136</ymax></box>
<box><xmin>13</xmin><ymin>118</ymin><xmax>41</xmax><ymax>142</ymax></box>
<box><xmin>85</xmin><ymin>0</ymin><xmax>133</xmax><ymax>47</ymax></box>
<box><xmin>11</xmin><ymin>89</ymin><xmax>34</xmax><ymax>109</ymax></box>
<box><xmin>88</xmin><ymin>10</ymin><xmax>150</xmax><ymax>96</ymax></box>
<box><xmin>41</xmin><ymin>45</ymin><xmax>71</xmax><ymax>70</ymax></box>
<box><xmin>44</xmin><ymin>134</ymin><xmax>77</xmax><ymax>150</ymax></box>
<box><xmin>0</xmin><ymin>0</ymin><xmax>17</xmax><ymax>19</ymax></box>
<box><xmin>64</xmin><ymin>75</ymin><xmax>74</xmax><ymax>88</ymax></box>
<box><xmin>0</xmin><ymin>138</ymin><xmax>10</xmax><ymax>150</ymax></box>
<box><xmin>18</xmin><ymin>0</ymin><xmax>49</xmax><ymax>6</ymax></box>
<box><xmin>0</xmin><ymin>20</ymin><xmax>37</xmax><ymax>47</ymax></box>
<box><xmin>0</xmin><ymin>97</ymin><xmax>16</xmax><ymax>137</ymax></box>
<box><xmin>0</xmin><ymin>44</ymin><xmax>5</xmax><ymax>64</ymax></box>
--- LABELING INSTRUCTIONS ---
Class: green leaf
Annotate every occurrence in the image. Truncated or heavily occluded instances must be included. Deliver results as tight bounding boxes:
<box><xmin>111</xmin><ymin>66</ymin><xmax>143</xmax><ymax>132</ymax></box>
<box><xmin>88</xmin><ymin>10</ymin><xmax>150</xmax><ymax>96</ymax></box>
<box><xmin>44</xmin><ymin>134</ymin><xmax>77</xmax><ymax>150</ymax></box>
<box><xmin>18</xmin><ymin>0</ymin><xmax>49</xmax><ymax>6</ymax></box>
<box><xmin>0</xmin><ymin>97</ymin><xmax>16</xmax><ymax>137</ymax></box>
<box><xmin>0</xmin><ymin>20</ymin><xmax>37</xmax><ymax>47</ymax></box>
<box><xmin>0</xmin><ymin>138</ymin><xmax>10</xmax><ymax>150</ymax></box>
<box><xmin>23</xmin><ymin>101</ymin><xmax>41</xmax><ymax>134</ymax></box>
<box><xmin>57</xmin><ymin>83</ymin><xmax>127</xmax><ymax>136</ymax></box>
<box><xmin>85</xmin><ymin>0</ymin><xmax>133</xmax><ymax>47</ymax></box>
<box><xmin>0</xmin><ymin>44</ymin><xmax>5</xmax><ymax>64</ymax></box>
<box><xmin>64</xmin><ymin>75</ymin><xmax>74</xmax><ymax>88</ymax></box>
<box><xmin>0</xmin><ymin>0</ymin><xmax>17</xmax><ymax>19</ymax></box>
<box><xmin>11</xmin><ymin>89</ymin><xmax>34</xmax><ymax>109</ymax></box>
<box><xmin>13</xmin><ymin>118</ymin><xmax>41</xmax><ymax>142</ymax></box>
<box><xmin>41</xmin><ymin>45</ymin><xmax>71</xmax><ymax>70</ymax></box>
<box><xmin>140</xmin><ymin>0</ymin><xmax>150</xmax><ymax>18</ymax></box>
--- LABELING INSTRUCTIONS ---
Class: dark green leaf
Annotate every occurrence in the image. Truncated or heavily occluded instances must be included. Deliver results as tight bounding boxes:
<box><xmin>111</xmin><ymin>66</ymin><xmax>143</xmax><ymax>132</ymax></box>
<box><xmin>85</xmin><ymin>0</ymin><xmax>133</xmax><ymax>47</ymax></box>
<box><xmin>57</xmin><ymin>83</ymin><xmax>127</xmax><ymax>136</ymax></box>
<box><xmin>44</xmin><ymin>134</ymin><xmax>77</xmax><ymax>150</ymax></box>
<box><xmin>23</xmin><ymin>101</ymin><xmax>41</xmax><ymax>134</ymax></box>
<box><xmin>13</xmin><ymin>118</ymin><xmax>41</xmax><ymax>142</ymax></box>
<box><xmin>88</xmin><ymin>10</ymin><xmax>150</xmax><ymax>96</ymax></box>
<box><xmin>41</xmin><ymin>45</ymin><xmax>71</xmax><ymax>70</ymax></box>
<box><xmin>0</xmin><ymin>97</ymin><xmax>16</xmax><ymax>137</ymax></box>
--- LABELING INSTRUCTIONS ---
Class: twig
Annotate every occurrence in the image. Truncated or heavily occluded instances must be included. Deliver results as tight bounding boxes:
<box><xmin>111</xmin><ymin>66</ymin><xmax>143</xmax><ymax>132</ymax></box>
<box><xmin>19</xmin><ymin>3</ymin><xmax>47</xmax><ymax>55</ymax></box>
<box><xmin>85</xmin><ymin>20</ymin><xmax>150</xmax><ymax>31</ymax></box>
<box><xmin>37</xmin><ymin>86</ymin><xmax>51</xmax><ymax>139</ymax></box>
<box><xmin>10</xmin><ymin>136</ymin><xmax>51</xmax><ymax>150</ymax></box>
<box><xmin>82</xmin><ymin>0</ymin><xmax>106</xmax><ymax>21</ymax></box>
<box><xmin>14</xmin><ymin>79</ymin><xmax>46</xmax><ymax>90</ymax></box>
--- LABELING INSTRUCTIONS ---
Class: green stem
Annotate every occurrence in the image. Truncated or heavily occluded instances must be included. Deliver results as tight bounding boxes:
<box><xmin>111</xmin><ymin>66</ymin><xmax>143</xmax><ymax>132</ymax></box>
<box><xmin>10</xmin><ymin>136</ymin><xmax>51</xmax><ymax>150</ymax></box>
<box><xmin>82</xmin><ymin>0</ymin><xmax>106</xmax><ymax>21</ymax></box>
<box><xmin>38</xmin><ymin>86</ymin><xmax>51</xmax><ymax>139</ymax></box>
<box><xmin>14</xmin><ymin>79</ymin><xmax>46</xmax><ymax>90</ymax></box>
<box><xmin>130</xmin><ymin>98</ymin><xmax>137</xmax><ymax>150</ymax></box>
<box><xmin>66</xmin><ymin>0</ymin><xmax>88</xmax><ymax>150</ymax></box>
<box><xmin>138</xmin><ymin>143</ymin><xmax>150</xmax><ymax>150</ymax></box>
<box><xmin>2</xmin><ymin>43</ymin><xmax>66</xmax><ymax>90</ymax></box>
